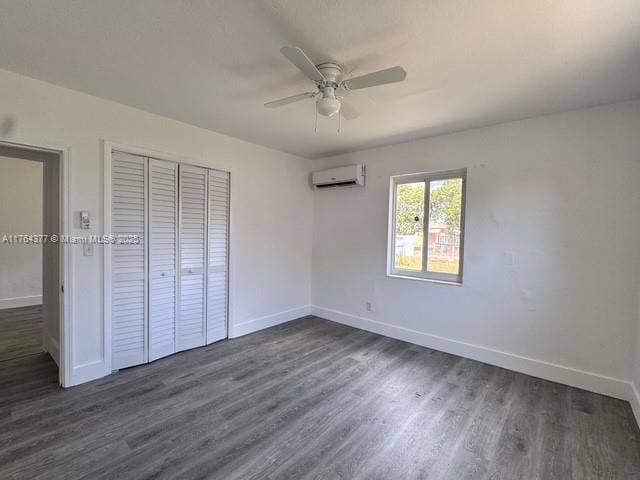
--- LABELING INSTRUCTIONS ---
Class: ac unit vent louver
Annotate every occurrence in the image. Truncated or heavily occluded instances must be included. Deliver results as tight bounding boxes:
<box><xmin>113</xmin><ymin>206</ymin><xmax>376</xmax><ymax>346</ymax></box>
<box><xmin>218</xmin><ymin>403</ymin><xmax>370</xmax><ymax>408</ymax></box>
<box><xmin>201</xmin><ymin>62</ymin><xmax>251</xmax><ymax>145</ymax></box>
<box><xmin>311</xmin><ymin>165</ymin><xmax>365</xmax><ymax>189</ymax></box>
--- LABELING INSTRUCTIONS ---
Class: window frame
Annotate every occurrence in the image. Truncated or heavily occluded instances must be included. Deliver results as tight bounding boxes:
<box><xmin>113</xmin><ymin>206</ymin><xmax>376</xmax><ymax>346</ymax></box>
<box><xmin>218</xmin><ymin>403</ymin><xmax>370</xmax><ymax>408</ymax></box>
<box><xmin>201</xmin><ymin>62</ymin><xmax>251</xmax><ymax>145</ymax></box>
<box><xmin>387</xmin><ymin>168</ymin><xmax>467</xmax><ymax>285</ymax></box>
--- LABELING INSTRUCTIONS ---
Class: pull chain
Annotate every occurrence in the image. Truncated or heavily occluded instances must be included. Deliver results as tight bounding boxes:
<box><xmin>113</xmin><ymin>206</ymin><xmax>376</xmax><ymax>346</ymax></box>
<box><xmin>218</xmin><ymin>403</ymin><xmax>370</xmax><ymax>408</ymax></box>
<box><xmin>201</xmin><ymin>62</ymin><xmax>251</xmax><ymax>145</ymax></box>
<box><xmin>315</xmin><ymin>107</ymin><xmax>318</xmax><ymax>134</ymax></box>
<box><xmin>338</xmin><ymin>110</ymin><xmax>341</xmax><ymax>133</ymax></box>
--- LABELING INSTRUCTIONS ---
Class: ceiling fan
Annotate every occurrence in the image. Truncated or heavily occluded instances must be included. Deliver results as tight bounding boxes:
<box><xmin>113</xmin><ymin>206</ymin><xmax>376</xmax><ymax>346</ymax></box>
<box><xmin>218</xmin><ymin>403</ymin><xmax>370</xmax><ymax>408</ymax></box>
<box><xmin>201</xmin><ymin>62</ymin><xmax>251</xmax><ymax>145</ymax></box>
<box><xmin>265</xmin><ymin>46</ymin><xmax>407</xmax><ymax>120</ymax></box>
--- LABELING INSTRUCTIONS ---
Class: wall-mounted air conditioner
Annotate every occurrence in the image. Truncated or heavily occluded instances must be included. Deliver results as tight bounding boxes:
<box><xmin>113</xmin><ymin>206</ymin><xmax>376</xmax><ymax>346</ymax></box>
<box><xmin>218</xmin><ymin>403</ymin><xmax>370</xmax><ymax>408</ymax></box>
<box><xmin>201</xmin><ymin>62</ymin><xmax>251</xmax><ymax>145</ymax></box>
<box><xmin>311</xmin><ymin>164</ymin><xmax>365</xmax><ymax>189</ymax></box>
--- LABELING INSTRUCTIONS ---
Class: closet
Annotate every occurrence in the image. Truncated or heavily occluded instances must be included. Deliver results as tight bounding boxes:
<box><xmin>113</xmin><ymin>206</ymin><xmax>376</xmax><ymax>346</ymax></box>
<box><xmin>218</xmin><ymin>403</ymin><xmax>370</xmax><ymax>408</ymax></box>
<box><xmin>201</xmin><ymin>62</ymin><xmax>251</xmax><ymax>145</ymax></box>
<box><xmin>110</xmin><ymin>151</ymin><xmax>229</xmax><ymax>370</ymax></box>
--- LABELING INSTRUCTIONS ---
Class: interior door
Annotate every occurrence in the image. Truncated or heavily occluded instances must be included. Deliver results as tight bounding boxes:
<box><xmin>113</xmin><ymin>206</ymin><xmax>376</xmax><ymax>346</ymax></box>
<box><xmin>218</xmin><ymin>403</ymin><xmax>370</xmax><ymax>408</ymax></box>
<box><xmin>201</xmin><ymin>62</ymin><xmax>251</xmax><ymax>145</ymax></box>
<box><xmin>148</xmin><ymin>158</ymin><xmax>178</xmax><ymax>361</ymax></box>
<box><xmin>111</xmin><ymin>151</ymin><xmax>148</xmax><ymax>369</ymax></box>
<box><xmin>207</xmin><ymin>169</ymin><xmax>229</xmax><ymax>344</ymax></box>
<box><xmin>177</xmin><ymin>164</ymin><xmax>207</xmax><ymax>351</ymax></box>
<box><xmin>42</xmin><ymin>153</ymin><xmax>60</xmax><ymax>366</ymax></box>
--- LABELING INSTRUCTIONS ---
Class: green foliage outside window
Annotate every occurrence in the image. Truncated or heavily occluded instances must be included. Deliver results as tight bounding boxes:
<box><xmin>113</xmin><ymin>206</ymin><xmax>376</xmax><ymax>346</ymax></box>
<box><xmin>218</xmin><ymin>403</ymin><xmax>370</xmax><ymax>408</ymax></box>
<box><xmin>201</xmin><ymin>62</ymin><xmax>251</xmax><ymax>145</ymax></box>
<box><xmin>430</xmin><ymin>179</ymin><xmax>462</xmax><ymax>233</ymax></box>
<box><xmin>396</xmin><ymin>179</ymin><xmax>462</xmax><ymax>235</ymax></box>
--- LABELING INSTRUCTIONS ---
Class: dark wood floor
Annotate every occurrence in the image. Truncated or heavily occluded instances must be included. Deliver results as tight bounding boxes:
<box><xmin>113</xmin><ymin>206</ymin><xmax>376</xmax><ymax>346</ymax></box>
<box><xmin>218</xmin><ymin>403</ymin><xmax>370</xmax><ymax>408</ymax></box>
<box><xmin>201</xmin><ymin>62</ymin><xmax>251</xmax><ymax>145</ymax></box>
<box><xmin>1</xmin><ymin>316</ymin><xmax>639</xmax><ymax>479</ymax></box>
<box><xmin>0</xmin><ymin>304</ymin><xmax>43</xmax><ymax>362</ymax></box>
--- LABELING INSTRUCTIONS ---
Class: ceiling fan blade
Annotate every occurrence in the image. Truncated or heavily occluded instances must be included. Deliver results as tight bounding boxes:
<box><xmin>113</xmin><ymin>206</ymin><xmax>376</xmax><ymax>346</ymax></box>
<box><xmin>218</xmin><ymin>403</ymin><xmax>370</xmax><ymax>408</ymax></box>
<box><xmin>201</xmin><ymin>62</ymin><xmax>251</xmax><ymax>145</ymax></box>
<box><xmin>340</xmin><ymin>100</ymin><xmax>359</xmax><ymax>120</ymax></box>
<box><xmin>264</xmin><ymin>92</ymin><xmax>316</xmax><ymax>108</ymax></box>
<box><xmin>280</xmin><ymin>46</ymin><xmax>326</xmax><ymax>83</ymax></box>
<box><xmin>343</xmin><ymin>66</ymin><xmax>407</xmax><ymax>90</ymax></box>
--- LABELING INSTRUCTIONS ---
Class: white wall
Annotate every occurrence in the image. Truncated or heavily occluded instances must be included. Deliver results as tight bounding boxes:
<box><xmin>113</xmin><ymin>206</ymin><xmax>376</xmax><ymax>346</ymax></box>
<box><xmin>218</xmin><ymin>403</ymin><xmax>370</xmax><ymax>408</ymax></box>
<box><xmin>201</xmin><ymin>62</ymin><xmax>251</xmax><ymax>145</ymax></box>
<box><xmin>312</xmin><ymin>100</ymin><xmax>640</xmax><ymax>400</ymax></box>
<box><xmin>0</xmin><ymin>68</ymin><xmax>313</xmax><ymax>385</ymax></box>
<box><xmin>0</xmin><ymin>156</ymin><xmax>42</xmax><ymax>308</ymax></box>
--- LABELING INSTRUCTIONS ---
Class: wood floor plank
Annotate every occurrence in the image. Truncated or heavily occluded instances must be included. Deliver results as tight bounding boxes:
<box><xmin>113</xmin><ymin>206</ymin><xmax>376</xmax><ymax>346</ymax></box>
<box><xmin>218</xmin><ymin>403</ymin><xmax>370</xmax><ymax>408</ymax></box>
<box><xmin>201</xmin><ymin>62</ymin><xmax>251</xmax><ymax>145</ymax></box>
<box><xmin>0</xmin><ymin>305</ymin><xmax>44</xmax><ymax>362</ymax></box>
<box><xmin>1</xmin><ymin>311</ymin><xmax>639</xmax><ymax>479</ymax></box>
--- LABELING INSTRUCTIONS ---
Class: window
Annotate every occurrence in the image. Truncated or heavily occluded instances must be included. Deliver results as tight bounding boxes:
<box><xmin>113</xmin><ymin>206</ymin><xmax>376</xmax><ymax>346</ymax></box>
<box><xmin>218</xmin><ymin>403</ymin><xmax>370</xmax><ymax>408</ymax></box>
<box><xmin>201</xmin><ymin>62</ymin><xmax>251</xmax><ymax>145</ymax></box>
<box><xmin>388</xmin><ymin>169</ymin><xmax>466</xmax><ymax>284</ymax></box>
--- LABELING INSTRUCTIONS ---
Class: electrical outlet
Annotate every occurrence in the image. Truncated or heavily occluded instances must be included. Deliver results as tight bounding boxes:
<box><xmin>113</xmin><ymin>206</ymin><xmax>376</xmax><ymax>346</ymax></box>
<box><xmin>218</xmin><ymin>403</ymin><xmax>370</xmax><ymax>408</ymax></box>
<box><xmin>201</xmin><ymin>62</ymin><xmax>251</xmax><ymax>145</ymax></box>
<box><xmin>365</xmin><ymin>302</ymin><xmax>372</xmax><ymax>312</ymax></box>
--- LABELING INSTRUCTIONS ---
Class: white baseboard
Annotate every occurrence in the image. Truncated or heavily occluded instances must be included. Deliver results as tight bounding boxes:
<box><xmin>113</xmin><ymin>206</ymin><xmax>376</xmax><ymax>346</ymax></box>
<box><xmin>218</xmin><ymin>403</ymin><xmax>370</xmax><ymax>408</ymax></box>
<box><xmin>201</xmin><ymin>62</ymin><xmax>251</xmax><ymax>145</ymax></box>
<box><xmin>311</xmin><ymin>305</ymin><xmax>634</xmax><ymax>403</ymax></box>
<box><xmin>230</xmin><ymin>305</ymin><xmax>311</xmax><ymax>338</ymax></box>
<box><xmin>0</xmin><ymin>294</ymin><xmax>42</xmax><ymax>309</ymax></box>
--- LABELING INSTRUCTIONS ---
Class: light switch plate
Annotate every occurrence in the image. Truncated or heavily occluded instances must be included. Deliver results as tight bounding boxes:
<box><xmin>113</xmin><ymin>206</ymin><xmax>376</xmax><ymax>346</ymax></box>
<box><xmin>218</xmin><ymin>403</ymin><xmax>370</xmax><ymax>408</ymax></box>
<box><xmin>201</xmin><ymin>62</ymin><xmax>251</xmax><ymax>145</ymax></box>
<box><xmin>80</xmin><ymin>211</ymin><xmax>90</xmax><ymax>229</ymax></box>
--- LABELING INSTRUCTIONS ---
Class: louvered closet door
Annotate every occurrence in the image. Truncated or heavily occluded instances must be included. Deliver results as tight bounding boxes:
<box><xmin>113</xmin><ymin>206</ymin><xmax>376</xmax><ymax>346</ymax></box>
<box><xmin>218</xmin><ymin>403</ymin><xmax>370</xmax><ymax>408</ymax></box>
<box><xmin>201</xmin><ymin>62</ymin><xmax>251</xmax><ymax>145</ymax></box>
<box><xmin>207</xmin><ymin>170</ymin><xmax>229</xmax><ymax>344</ymax></box>
<box><xmin>178</xmin><ymin>165</ymin><xmax>207</xmax><ymax>351</ymax></box>
<box><xmin>148</xmin><ymin>159</ymin><xmax>178</xmax><ymax>361</ymax></box>
<box><xmin>111</xmin><ymin>152</ymin><xmax>147</xmax><ymax>369</ymax></box>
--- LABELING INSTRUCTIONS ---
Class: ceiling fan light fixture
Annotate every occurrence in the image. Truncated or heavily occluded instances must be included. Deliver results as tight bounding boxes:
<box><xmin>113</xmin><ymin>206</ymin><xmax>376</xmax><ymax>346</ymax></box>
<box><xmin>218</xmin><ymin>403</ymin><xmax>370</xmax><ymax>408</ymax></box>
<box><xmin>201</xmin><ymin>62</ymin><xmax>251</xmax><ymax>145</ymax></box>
<box><xmin>316</xmin><ymin>87</ymin><xmax>341</xmax><ymax>117</ymax></box>
<box><xmin>316</xmin><ymin>95</ymin><xmax>341</xmax><ymax>117</ymax></box>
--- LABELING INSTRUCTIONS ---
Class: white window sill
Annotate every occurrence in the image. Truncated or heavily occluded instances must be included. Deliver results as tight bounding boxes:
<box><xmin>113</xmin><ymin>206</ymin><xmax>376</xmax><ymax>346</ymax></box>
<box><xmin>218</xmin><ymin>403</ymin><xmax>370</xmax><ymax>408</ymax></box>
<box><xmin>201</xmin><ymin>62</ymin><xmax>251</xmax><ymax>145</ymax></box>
<box><xmin>386</xmin><ymin>272</ymin><xmax>463</xmax><ymax>286</ymax></box>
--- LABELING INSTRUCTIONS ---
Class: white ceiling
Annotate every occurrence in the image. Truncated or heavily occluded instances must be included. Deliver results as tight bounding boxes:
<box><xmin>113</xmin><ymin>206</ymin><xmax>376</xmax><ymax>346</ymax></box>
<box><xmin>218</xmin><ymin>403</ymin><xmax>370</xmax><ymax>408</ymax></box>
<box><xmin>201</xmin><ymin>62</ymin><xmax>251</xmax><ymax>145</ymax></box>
<box><xmin>0</xmin><ymin>1</ymin><xmax>639</xmax><ymax>159</ymax></box>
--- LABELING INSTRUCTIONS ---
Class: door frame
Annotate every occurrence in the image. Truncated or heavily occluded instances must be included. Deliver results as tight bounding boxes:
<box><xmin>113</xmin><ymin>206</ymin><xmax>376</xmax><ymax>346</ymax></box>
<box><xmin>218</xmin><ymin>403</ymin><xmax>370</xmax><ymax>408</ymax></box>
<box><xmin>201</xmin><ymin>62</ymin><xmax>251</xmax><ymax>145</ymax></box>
<box><xmin>0</xmin><ymin>138</ymin><xmax>72</xmax><ymax>387</ymax></box>
<box><xmin>103</xmin><ymin>140</ymin><xmax>230</xmax><ymax>374</ymax></box>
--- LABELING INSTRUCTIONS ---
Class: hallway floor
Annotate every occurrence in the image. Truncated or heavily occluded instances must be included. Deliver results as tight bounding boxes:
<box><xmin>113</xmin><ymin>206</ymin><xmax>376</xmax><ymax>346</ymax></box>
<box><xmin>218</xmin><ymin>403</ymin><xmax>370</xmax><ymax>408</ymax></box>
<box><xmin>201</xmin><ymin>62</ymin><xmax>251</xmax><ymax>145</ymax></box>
<box><xmin>0</xmin><ymin>304</ymin><xmax>43</xmax><ymax>362</ymax></box>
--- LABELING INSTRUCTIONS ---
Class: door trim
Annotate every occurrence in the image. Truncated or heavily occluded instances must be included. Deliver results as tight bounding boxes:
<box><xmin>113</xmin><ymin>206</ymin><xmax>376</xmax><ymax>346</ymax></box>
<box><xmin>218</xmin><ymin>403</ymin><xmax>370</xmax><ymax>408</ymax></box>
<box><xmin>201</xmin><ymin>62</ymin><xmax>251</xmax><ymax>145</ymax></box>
<box><xmin>0</xmin><ymin>138</ymin><xmax>72</xmax><ymax>387</ymax></box>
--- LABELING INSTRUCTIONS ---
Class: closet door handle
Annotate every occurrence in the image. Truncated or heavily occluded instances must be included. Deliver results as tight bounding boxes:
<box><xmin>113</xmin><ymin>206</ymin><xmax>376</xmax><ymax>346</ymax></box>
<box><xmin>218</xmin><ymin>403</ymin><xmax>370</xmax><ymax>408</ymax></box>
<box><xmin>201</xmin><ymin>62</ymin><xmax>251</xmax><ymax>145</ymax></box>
<box><xmin>160</xmin><ymin>272</ymin><xmax>166</xmax><ymax>277</ymax></box>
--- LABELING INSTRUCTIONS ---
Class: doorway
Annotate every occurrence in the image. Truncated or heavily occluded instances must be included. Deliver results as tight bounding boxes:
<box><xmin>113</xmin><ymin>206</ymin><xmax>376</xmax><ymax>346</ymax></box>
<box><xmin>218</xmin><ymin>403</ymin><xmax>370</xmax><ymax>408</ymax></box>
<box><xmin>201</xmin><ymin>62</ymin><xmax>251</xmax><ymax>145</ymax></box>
<box><xmin>0</xmin><ymin>142</ymin><xmax>66</xmax><ymax>385</ymax></box>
